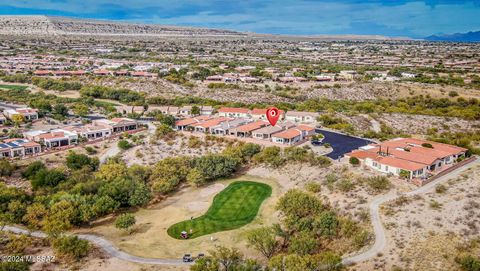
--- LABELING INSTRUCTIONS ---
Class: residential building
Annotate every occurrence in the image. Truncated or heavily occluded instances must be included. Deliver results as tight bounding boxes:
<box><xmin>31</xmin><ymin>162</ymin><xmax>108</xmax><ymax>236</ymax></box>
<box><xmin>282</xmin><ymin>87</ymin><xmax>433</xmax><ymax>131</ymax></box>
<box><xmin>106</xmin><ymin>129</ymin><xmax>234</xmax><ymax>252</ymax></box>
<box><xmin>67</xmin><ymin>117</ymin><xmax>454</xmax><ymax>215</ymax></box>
<box><xmin>231</xmin><ymin>120</ymin><xmax>268</xmax><ymax>137</ymax></box>
<box><xmin>94</xmin><ymin>118</ymin><xmax>138</xmax><ymax>133</ymax></box>
<box><xmin>271</xmin><ymin>124</ymin><xmax>314</xmax><ymax>145</ymax></box>
<box><xmin>252</xmin><ymin>125</ymin><xmax>284</xmax><ymax>140</ymax></box>
<box><xmin>345</xmin><ymin>138</ymin><xmax>468</xmax><ymax>179</ymax></box>
<box><xmin>24</xmin><ymin>129</ymin><xmax>78</xmax><ymax>148</ymax></box>
<box><xmin>179</xmin><ymin>106</ymin><xmax>192</xmax><ymax>117</ymax></box>
<box><xmin>65</xmin><ymin>123</ymin><xmax>112</xmax><ymax>140</ymax></box>
<box><xmin>190</xmin><ymin>117</ymin><xmax>231</xmax><ymax>133</ymax></box>
<box><xmin>210</xmin><ymin>118</ymin><xmax>251</xmax><ymax>135</ymax></box>
<box><xmin>115</xmin><ymin>105</ymin><xmax>144</xmax><ymax>115</ymax></box>
<box><xmin>271</xmin><ymin>128</ymin><xmax>305</xmax><ymax>145</ymax></box>
<box><xmin>175</xmin><ymin>115</ymin><xmax>212</xmax><ymax>130</ymax></box>
<box><xmin>0</xmin><ymin>138</ymin><xmax>41</xmax><ymax>158</ymax></box>
<box><xmin>3</xmin><ymin>108</ymin><xmax>38</xmax><ymax>121</ymax></box>
<box><xmin>285</xmin><ymin>111</ymin><xmax>319</xmax><ymax>123</ymax></box>
<box><xmin>201</xmin><ymin>106</ymin><xmax>214</xmax><ymax>115</ymax></box>
<box><xmin>218</xmin><ymin>107</ymin><xmax>251</xmax><ymax>118</ymax></box>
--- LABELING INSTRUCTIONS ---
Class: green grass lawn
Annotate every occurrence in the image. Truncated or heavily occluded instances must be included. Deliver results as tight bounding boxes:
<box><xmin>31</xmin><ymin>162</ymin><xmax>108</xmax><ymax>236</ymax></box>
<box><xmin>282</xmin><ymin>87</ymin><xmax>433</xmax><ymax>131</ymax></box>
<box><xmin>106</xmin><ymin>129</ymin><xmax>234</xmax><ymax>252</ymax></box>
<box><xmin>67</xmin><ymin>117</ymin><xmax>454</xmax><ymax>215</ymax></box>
<box><xmin>0</xmin><ymin>84</ymin><xmax>28</xmax><ymax>91</ymax></box>
<box><xmin>167</xmin><ymin>181</ymin><xmax>272</xmax><ymax>239</ymax></box>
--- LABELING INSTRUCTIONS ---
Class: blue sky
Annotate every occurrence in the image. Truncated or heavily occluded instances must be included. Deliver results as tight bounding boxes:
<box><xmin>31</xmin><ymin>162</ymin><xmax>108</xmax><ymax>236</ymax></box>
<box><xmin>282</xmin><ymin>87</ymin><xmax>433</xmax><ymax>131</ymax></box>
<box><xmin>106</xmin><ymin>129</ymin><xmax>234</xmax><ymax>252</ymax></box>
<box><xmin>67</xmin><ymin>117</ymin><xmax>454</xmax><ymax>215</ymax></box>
<box><xmin>1</xmin><ymin>0</ymin><xmax>479</xmax><ymax>37</ymax></box>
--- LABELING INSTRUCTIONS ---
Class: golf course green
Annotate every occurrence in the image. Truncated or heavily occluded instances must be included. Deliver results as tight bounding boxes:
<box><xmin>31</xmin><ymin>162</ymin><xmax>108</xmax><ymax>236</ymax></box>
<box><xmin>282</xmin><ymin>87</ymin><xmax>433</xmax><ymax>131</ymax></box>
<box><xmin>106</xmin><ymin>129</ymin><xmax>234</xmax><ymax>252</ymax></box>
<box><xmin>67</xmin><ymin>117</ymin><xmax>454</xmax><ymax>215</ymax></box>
<box><xmin>167</xmin><ymin>181</ymin><xmax>272</xmax><ymax>239</ymax></box>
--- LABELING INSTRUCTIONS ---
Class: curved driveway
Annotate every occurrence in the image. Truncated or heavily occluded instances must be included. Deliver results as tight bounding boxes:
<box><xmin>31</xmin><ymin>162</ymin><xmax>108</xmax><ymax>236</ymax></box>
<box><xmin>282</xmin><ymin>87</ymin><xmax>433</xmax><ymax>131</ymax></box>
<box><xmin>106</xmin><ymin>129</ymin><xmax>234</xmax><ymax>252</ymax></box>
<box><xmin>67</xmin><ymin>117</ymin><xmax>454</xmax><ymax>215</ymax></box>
<box><xmin>2</xmin><ymin>158</ymin><xmax>477</xmax><ymax>266</ymax></box>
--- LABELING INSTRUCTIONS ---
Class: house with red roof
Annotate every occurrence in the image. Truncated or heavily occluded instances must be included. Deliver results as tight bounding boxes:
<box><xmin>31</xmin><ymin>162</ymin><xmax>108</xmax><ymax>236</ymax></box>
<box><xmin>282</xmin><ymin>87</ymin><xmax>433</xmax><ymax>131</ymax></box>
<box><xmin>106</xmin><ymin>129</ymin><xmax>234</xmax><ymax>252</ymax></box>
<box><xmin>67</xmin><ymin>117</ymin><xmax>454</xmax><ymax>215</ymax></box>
<box><xmin>218</xmin><ymin>107</ymin><xmax>251</xmax><ymax>118</ymax></box>
<box><xmin>230</xmin><ymin>120</ymin><xmax>269</xmax><ymax>137</ymax></box>
<box><xmin>190</xmin><ymin>117</ymin><xmax>231</xmax><ymax>133</ymax></box>
<box><xmin>271</xmin><ymin>124</ymin><xmax>315</xmax><ymax>145</ymax></box>
<box><xmin>24</xmin><ymin>129</ymin><xmax>78</xmax><ymax>148</ymax></box>
<box><xmin>345</xmin><ymin>138</ymin><xmax>468</xmax><ymax>180</ymax></box>
<box><xmin>175</xmin><ymin>115</ymin><xmax>212</xmax><ymax>130</ymax></box>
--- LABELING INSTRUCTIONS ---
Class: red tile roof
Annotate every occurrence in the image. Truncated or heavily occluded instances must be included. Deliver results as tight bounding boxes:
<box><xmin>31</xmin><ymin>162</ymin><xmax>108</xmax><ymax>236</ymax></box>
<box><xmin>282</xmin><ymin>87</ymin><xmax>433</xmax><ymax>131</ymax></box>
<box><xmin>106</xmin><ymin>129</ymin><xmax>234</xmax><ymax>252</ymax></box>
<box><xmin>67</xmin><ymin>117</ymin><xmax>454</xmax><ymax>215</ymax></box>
<box><xmin>175</xmin><ymin>115</ymin><xmax>212</xmax><ymax>126</ymax></box>
<box><xmin>191</xmin><ymin>117</ymin><xmax>231</xmax><ymax>128</ymax></box>
<box><xmin>235</xmin><ymin>120</ymin><xmax>268</xmax><ymax>133</ymax></box>
<box><xmin>272</xmin><ymin>128</ymin><xmax>302</xmax><ymax>139</ymax></box>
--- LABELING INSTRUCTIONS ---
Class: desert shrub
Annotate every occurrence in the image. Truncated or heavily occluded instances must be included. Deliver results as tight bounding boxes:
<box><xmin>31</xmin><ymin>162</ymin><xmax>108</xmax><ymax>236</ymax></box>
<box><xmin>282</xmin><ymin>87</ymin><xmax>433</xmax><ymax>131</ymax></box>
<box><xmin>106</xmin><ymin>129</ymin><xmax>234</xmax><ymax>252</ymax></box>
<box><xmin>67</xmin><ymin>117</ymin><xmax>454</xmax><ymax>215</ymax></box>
<box><xmin>363</xmin><ymin>176</ymin><xmax>391</xmax><ymax>193</ymax></box>
<box><xmin>349</xmin><ymin>157</ymin><xmax>360</xmax><ymax>165</ymax></box>
<box><xmin>155</xmin><ymin>123</ymin><xmax>176</xmax><ymax>140</ymax></box>
<box><xmin>324</xmin><ymin>173</ymin><xmax>338</xmax><ymax>190</ymax></box>
<box><xmin>66</xmin><ymin>151</ymin><xmax>99</xmax><ymax>170</ymax></box>
<box><xmin>305</xmin><ymin>182</ymin><xmax>321</xmax><ymax>193</ymax></box>
<box><xmin>188</xmin><ymin>136</ymin><xmax>203</xmax><ymax>148</ymax></box>
<box><xmin>192</xmin><ymin>154</ymin><xmax>239</xmax><ymax>181</ymax></box>
<box><xmin>435</xmin><ymin>184</ymin><xmax>447</xmax><ymax>194</ymax></box>
<box><xmin>336</xmin><ymin>178</ymin><xmax>355</xmax><ymax>192</ymax></box>
<box><xmin>22</xmin><ymin>161</ymin><xmax>46</xmax><ymax>179</ymax></box>
<box><xmin>0</xmin><ymin>261</ymin><xmax>30</xmax><ymax>271</ymax></box>
<box><xmin>31</xmin><ymin>169</ymin><xmax>66</xmax><ymax>189</ymax></box>
<box><xmin>353</xmin><ymin>230</ymin><xmax>371</xmax><ymax>249</ymax></box>
<box><xmin>117</xmin><ymin>140</ymin><xmax>132</xmax><ymax>150</ymax></box>
<box><xmin>84</xmin><ymin>146</ymin><xmax>97</xmax><ymax>155</ymax></box>
<box><xmin>115</xmin><ymin>213</ymin><xmax>136</xmax><ymax>234</ymax></box>
<box><xmin>52</xmin><ymin>235</ymin><xmax>90</xmax><ymax>261</ymax></box>
<box><xmin>429</xmin><ymin>200</ymin><xmax>442</xmax><ymax>209</ymax></box>
<box><xmin>449</xmin><ymin>91</ymin><xmax>459</xmax><ymax>97</ymax></box>
<box><xmin>253</xmin><ymin>146</ymin><xmax>285</xmax><ymax>168</ymax></box>
<box><xmin>0</xmin><ymin>159</ymin><xmax>14</xmax><ymax>176</ymax></box>
<box><xmin>456</xmin><ymin>255</ymin><xmax>480</xmax><ymax>271</ymax></box>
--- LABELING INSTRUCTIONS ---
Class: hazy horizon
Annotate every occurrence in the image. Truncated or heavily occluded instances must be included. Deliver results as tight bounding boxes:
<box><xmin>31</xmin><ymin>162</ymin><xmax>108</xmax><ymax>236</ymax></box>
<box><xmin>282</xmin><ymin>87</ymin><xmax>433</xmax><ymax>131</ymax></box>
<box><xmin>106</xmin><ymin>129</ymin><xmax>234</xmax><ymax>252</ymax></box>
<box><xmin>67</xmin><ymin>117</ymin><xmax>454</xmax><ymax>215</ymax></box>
<box><xmin>1</xmin><ymin>0</ymin><xmax>479</xmax><ymax>38</ymax></box>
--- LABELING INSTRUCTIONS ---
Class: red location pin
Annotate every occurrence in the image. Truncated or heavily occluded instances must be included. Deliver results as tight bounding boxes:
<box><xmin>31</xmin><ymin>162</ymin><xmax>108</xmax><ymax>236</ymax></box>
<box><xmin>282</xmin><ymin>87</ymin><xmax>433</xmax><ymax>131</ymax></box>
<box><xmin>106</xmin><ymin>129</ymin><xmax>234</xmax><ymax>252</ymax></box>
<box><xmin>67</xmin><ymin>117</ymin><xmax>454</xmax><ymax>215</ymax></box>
<box><xmin>266</xmin><ymin>107</ymin><xmax>280</xmax><ymax>126</ymax></box>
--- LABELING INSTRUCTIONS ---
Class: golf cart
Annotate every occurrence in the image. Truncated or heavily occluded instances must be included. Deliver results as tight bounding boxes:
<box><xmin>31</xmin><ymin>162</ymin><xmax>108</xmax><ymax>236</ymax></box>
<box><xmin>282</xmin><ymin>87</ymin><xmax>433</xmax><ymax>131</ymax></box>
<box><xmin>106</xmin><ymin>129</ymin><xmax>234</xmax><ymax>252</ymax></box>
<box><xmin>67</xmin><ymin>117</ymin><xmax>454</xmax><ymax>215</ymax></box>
<box><xmin>183</xmin><ymin>254</ymin><xmax>193</xmax><ymax>262</ymax></box>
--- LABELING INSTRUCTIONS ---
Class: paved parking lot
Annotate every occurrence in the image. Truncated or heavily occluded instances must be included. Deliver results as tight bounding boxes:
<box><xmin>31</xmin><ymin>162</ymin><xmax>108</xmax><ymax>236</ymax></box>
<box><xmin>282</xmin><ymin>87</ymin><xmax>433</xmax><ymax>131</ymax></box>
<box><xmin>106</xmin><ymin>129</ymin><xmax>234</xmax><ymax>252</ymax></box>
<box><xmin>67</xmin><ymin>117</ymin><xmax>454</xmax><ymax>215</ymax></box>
<box><xmin>315</xmin><ymin>129</ymin><xmax>373</xmax><ymax>160</ymax></box>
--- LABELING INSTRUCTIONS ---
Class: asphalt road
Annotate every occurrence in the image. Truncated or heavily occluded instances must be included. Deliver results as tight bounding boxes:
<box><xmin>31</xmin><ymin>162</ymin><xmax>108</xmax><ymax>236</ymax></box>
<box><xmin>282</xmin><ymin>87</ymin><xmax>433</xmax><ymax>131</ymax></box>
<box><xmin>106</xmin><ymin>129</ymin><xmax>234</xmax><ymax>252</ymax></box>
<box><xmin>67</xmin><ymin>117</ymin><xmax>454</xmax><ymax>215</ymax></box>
<box><xmin>315</xmin><ymin>129</ymin><xmax>373</xmax><ymax>159</ymax></box>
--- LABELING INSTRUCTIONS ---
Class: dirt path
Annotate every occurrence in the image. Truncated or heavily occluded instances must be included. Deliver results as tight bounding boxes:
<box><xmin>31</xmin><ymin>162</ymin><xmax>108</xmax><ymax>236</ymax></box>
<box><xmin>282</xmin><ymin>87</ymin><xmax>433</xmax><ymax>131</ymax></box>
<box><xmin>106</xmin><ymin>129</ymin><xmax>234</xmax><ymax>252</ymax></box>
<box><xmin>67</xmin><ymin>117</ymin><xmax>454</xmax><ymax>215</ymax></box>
<box><xmin>2</xmin><ymin>225</ymin><xmax>188</xmax><ymax>266</ymax></box>
<box><xmin>99</xmin><ymin>121</ymin><xmax>156</xmax><ymax>163</ymax></box>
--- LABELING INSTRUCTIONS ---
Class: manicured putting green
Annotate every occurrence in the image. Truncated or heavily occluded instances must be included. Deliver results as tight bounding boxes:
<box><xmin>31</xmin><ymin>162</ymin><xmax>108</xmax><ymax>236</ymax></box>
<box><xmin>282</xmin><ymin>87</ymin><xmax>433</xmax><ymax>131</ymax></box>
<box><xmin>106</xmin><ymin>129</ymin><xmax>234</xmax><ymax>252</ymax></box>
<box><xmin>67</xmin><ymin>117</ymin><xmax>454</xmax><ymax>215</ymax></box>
<box><xmin>167</xmin><ymin>181</ymin><xmax>272</xmax><ymax>239</ymax></box>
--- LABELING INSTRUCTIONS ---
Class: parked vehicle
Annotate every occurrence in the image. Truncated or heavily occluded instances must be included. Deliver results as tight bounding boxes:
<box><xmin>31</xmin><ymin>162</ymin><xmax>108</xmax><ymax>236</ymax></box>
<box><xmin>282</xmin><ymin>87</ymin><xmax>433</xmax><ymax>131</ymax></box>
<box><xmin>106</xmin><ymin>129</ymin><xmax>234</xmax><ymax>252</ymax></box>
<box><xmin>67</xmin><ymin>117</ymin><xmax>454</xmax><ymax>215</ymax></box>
<box><xmin>183</xmin><ymin>254</ymin><xmax>193</xmax><ymax>262</ymax></box>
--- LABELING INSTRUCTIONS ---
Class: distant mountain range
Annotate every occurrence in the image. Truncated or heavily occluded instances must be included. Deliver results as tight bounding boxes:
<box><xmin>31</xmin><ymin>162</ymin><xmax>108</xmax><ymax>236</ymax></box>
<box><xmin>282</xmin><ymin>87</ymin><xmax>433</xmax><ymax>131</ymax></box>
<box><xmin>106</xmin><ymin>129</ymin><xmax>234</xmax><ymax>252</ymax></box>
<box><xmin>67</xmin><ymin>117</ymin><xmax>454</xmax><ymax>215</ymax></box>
<box><xmin>425</xmin><ymin>31</ymin><xmax>480</xmax><ymax>42</ymax></box>
<box><xmin>0</xmin><ymin>15</ymin><xmax>409</xmax><ymax>41</ymax></box>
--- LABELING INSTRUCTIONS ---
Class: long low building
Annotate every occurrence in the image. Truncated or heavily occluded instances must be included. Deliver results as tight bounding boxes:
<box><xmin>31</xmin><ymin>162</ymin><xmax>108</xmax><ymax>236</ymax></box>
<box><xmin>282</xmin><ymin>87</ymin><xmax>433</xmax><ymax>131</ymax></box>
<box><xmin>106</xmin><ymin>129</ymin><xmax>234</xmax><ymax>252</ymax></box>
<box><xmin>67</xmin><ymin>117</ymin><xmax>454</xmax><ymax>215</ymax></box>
<box><xmin>23</xmin><ymin>118</ymin><xmax>140</xmax><ymax>148</ymax></box>
<box><xmin>345</xmin><ymin>138</ymin><xmax>468</xmax><ymax>180</ymax></box>
<box><xmin>24</xmin><ymin>129</ymin><xmax>79</xmax><ymax>148</ymax></box>
<box><xmin>174</xmin><ymin>115</ymin><xmax>315</xmax><ymax>146</ymax></box>
<box><xmin>0</xmin><ymin>138</ymin><xmax>41</xmax><ymax>158</ymax></box>
<box><xmin>3</xmin><ymin>107</ymin><xmax>38</xmax><ymax>121</ymax></box>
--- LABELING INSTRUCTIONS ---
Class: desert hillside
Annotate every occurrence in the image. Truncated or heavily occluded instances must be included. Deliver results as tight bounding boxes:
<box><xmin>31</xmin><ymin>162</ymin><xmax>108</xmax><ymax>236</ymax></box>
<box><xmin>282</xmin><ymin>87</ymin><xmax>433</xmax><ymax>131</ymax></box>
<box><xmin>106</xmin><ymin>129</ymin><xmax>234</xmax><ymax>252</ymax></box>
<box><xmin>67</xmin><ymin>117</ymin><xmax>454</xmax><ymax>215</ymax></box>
<box><xmin>0</xmin><ymin>15</ymin><xmax>246</xmax><ymax>37</ymax></box>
